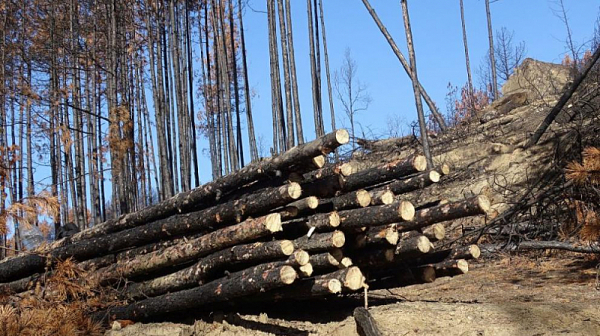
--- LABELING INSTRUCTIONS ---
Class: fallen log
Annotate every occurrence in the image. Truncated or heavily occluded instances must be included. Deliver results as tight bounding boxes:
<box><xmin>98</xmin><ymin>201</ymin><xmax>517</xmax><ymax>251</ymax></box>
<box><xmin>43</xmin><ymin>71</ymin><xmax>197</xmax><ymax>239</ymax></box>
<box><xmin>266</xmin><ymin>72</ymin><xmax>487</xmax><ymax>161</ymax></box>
<box><xmin>369</xmin><ymin>190</ymin><xmax>395</xmax><ymax>206</ymax></box>
<box><xmin>94</xmin><ymin>213</ymin><xmax>283</xmax><ymax>282</ymax></box>
<box><xmin>0</xmin><ymin>184</ymin><xmax>300</xmax><ymax>283</ymax></box>
<box><xmin>357</xmin><ymin>225</ymin><xmax>399</xmax><ymax>247</ymax></box>
<box><xmin>281</xmin><ymin>211</ymin><xmax>340</xmax><ymax>234</ymax></box>
<box><xmin>428</xmin><ymin>259</ymin><xmax>469</xmax><ymax>276</ymax></box>
<box><xmin>303</xmin><ymin>161</ymin><xmax>357</xmax><ymax>181</ymax></box>
<box><xmin>293</xmin><ymin>231</ymin><xmax>346</xmax><ymax>252</ymax></box>
<box><xmin>354</xmin><ymin>307</ymin><xmax>383</xmax><ymax>336</ymax></box>
<box><xmin>395</xmin><ymin>235</ymin><xmax>432</xmax><ymax>258</ymax></box>
<box><xmin>338</xmin><ymin>201</ymin><xmax>415</xmax><ymax>229</ymax></box>
<box><xmin>395</xmin><ymin>195</ymin><xmax>490</xmax><ymax>232</ymax></box>
<box><xmin>96</xmin><ymin>263</ymin><xmax>298</xmax><ymax>323</ymax></box>
<box><xmin>383</xmin><ymin>170</ymin><xmax>440</xmax><ymax>196</ymax></box>
<box><xmin>320</xmin><ymin>189</ymin><xmax>372</xmax><ymax>211</ymax></box>
<box><xmin>287</xmin><ymin>196</ymin><xmax>319</xmax><ymax>213</ymax></box>
<box><xmin>309</xmin><ymin>250</ymin><xmax>344</xmax><ymax>271</ymax></box>
<box><xmin>126</xmin><ymin>240</ymin><xmax>296</xmax><ymax>299</ymax></box>
<box><xmin>402</xmin><ymin>223</ymin><xmax>445</xmax><ymax>243</ymax></box>
<box><xmin>301</xmin><ymin>174</ymin><xmax>345</xmax><ymax>198</ymax></box>
<box><xmin>343</xmin><ymin>155</ymin><xmax>427</xmax><ymax>191</ymax></box>
<box><xmin>66</xmin><ymin>130</ymin><xmax>348</xmax><ymax>245</ymax></box>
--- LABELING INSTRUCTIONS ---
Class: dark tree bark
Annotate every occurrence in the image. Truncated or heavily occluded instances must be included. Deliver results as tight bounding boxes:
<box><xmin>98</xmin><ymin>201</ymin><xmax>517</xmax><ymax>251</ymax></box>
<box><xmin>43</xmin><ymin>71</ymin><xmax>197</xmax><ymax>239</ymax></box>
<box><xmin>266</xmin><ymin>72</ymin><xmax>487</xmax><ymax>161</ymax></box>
<box><xmin>127</xmin><ymin>239</ymin><xmax>296</xmax><ymax>299</ymax></box>
<box><xmin>56</xmin><ymin>130</ymin><xmax>348</xmax><ymax>242</ymax></box>
<box><xmin>396</xmin><ymin>195</ymin><xmax>491</xmax><ymax>232</ymax></box>
<box><xmin>400</xmin><ymin>0</ymin><xmax>434</xmax><ymax>168</ymax></box>
<box><xmin>338</xmin><ymin>201</ymin><xmax>415</xmax><ymax>229</ymax></box>
<box><xmin>284</xmin><ymin>0</ymin><xmax>304</xmax><ymax>144</ymax></box>
<box><xmin>343</xmin><ymin>155</ymin><xmax>427</xmax><ymax>191</ymax></box>
<box><xmin>459</xmin><ymin>0</ymin><xmax>474</xmax><ymax>108</ymax></box>
<box><xmin>354</xmin><ymin>307</ymin><xmax>383</xmax><ymax>336</ymax></box>
<box><xmin>485</xmin><ymin>0</ymin><xmax>499</xmax><ymax>100</ymax></box>
<box><xmin>96</xmin><ymin>264</ymin><xmax>297</xmax><ymax>323</ymax></box>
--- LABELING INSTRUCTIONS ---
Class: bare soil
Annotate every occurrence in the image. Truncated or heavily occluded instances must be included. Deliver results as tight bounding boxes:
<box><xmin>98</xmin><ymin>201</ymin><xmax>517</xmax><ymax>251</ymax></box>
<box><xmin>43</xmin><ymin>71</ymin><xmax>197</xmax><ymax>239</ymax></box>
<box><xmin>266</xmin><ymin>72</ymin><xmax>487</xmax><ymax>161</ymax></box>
<box><xmin>107</xmin><ymin>255</ymin><xmax>600</xmax><ymax>336</ymax></box>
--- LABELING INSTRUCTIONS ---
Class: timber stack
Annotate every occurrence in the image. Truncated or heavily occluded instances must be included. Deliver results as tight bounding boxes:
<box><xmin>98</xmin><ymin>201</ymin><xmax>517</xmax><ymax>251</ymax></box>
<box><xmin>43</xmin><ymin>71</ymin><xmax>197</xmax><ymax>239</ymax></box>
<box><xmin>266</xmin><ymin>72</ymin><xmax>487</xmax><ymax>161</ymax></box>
<box><xmin>0</xmin><ymin>129</ymin><xmax>490</xmax><ymax>323</ymax></box>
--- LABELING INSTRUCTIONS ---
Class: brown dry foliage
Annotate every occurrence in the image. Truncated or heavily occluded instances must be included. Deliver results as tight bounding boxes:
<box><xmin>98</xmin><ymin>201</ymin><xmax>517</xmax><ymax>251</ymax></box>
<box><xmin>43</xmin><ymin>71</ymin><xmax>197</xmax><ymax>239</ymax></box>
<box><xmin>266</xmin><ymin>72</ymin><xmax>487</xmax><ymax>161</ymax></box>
<box><xmin>0</xmin><ymin>259</ymin><xmax>118</xmax><ymax>336</ymax></box>
<box><xmin>565</xmin><ymin>147</ymin><xmax>600</xmax><ymax>242</ymax></box>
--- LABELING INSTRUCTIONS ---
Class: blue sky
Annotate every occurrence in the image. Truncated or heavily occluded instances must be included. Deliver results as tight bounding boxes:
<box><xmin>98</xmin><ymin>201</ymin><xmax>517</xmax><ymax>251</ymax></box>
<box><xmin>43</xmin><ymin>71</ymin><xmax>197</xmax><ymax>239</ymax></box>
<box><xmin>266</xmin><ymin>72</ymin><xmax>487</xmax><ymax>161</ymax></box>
<box><xmin>201</xmin><ymin>0</ymin><xmax>598</xmax><ymax>177</ymax></box>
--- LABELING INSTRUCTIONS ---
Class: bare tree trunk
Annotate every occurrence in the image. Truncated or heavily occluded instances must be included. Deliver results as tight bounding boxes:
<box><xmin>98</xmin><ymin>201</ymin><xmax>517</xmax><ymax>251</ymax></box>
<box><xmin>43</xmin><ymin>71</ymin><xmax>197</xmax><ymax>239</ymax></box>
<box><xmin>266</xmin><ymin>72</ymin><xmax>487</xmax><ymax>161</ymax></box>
<box><xmin>360</xmin><ymin>0</ymin><xmax>447</xmax><ymax>132</ymax></box>
<box><xmin>485</xmin><ymin>0</ymin><xmax>499</xmax><ymax>100</ymax></box>
<box><xmin>277</xmin><ymin>0</ymin><xmax>295</xmax><ymax>150</ymax></box>
<box><xmin>184</xmin><ymin>0</ymin><xmax>200</xmax><ymax>187</ymax></box>
<box><xmin>283</xmin><ymin>0</ymin><xmax>304</xmax><ymax>145</ymax></box>
<box><xmin>228</xmin><ymin>0</ymin><xmax>245</xmax><ymax>167</ymax></box>
<box><xmin>307</xmin><ymin>0</ymin><xmax>324</xmax><ymax>137</ymax></box>
<box><xmin>318</xmin><ymin>0</ymin><xmax>336</xmax><ymax>141</ymax></box>
<box><xmin>267</xmin><ymin>0</ymin><xmax>286</xmax><ymax>153</ymax></box>
<box><xmin>237</xmin><ymin>0</ymin><xmax>259</xmax><ymax>161</ymax></box>
<box><xmin>400</xmin><ymin>0</ymin><xmax>433</xmax><ymax>168</ymax></box>
<box><xmin>459</xmin><ymin>0</ymin><xmax>474</xmax><ymax>114</ymax></box>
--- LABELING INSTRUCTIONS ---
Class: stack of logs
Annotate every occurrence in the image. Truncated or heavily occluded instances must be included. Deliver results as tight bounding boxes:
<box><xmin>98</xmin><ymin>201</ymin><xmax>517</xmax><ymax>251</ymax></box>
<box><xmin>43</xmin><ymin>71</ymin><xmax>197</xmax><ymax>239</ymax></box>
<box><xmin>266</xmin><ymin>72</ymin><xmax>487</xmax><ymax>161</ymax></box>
<box><xmin>0</xmin><ymin>129</ymin><xmax>489</xmax><ymax>323</ymax></box>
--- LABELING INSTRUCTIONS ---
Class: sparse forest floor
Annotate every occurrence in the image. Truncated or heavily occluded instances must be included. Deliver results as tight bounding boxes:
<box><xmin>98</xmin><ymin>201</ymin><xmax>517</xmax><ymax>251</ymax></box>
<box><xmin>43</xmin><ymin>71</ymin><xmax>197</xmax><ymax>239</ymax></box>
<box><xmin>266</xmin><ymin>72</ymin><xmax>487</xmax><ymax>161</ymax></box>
<box><xmin>106</xmin><ymin>253</ymin><xmax>600</xmax><ymax>336</ymax></box>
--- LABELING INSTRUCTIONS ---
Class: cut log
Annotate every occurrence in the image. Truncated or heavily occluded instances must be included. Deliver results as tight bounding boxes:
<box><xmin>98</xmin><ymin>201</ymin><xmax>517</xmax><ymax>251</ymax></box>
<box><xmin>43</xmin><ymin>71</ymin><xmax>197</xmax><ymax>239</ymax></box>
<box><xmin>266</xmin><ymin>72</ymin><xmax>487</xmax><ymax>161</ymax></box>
<box><xmin>396</xmin><ymin>195</ymin><xmax>490</xmax><ymax>232</ymax></box>
<box><xmin>353</xmin><ymin>307</ymin><xmax>383</xmax><ymax>336</ymax></box>
<box><xmin>293</xmin><ymin>231</ymin><xmax>346</xmax><ymax>252</ymax></box>
<box><xmin>94</xmin><ymin>214</ymin><xmax>282</xmax><ymax>283</ymax></box>
<box><xmin>423</xmin><ymin>224</ymin><xmax>445</xmax><ymax>242</ymax></box>
<box><xmin>395</xmin><ymin>235</ymin><xmax>432</xmax><ymax>258</ymax></box>
<box><xmin>287</xmin><ymin>196</ymin><xmax>319</xmax><ymax>213</ymax></box>
<box><xmin>343</xmin><ymin>155</ymin><xmax>427</xmax><ymax>191</ymax></box>
<box><xmin>353</xmin><ymin>249</ymin><xmax>395</xmax><ymax>268</ymax></box>
<box><xmin>382</xmin><ymin>170</ymin><xmax>440</xmax><ymax>197</ymax></box>
<box><xmin>415</xmin><ymin>199</ymin><xmax>449</xmax><ymax>211</ymax></box>
<box><xmin>282</xmin><ymin>211</ymin><xmax>340</xmax><ymax>234</ymax></box>
<box><xmin>64</xmin><ymin>130</ymin><xmax>348</xmax><ymax>245</ymax></box>
<box><xmin>361</xmin><ymin>225</ymin><xmax>399</xmax><ymax>246</ymax></box>
<box><xmin>97</xmin><ymin>264</ymin><xmax>298</xmax><ymax>323</ymax></box>
<box><xmin>429</xmin><ymin>259</ymin><xmax>469</xmax><ymax>276</ymax></box>
<box><xmin>288</xmin><ymin>250</ymin><xmax>310</xmax><ymax>267</ymax></box>
<box><xmin>60</xmin><ymin>131</ymin><xmax>347</xmax><ymax>252</ymax></box>
<box><xmin>338</xmin><ymin>201</ymin><xmax>415</xmax><ymax>229</ymax></box>
<box><xmin>304</xmin><ymin>161</ymin><xmax>356</xmax><ymax>181</ymax></box>
<box><xmin>309</xmin><ymin>250</ymin><xmax>344</xmax><ymax>271</ymax></box>
<box><xmin>126</xmin><ymin>240</ymin><xmax>295</xmax><ymax>299</ymax></box>
<box><xmin>0</xmin><ymin>184</ymin><xmax>300</xmax><ymax>283</ymax></box>
<box><xmin>369</xmin><ymin>190</ymin><xmax>395</xmax><ymax>206</ymax></box>
<box><xmin>320</xmin><ymin>189</ymin><xmax>372</xmax><ymax>211</ymax></box>
<box><xmin>279</xmin><ymin>206</ymin><xmax>299</xmax><ymax>220</ymax></box>
<box><xmin>301</xmin><ymin>174</ymin><xmax>345</xmax><ymax>198</ymax></box>
<box><xmin>403</xmin><ymin>224</ymin><xmax>445</xmax><ymax>242</ymax></box>
<box><xmin>298</xmin><ymin>263</ymin><xmax>314</xmax><ymax>277</ymax></box>
<box><xmin>439</xmin><ymin>164</ymin><xmax>451</xmax><ymax>175</ymax></box>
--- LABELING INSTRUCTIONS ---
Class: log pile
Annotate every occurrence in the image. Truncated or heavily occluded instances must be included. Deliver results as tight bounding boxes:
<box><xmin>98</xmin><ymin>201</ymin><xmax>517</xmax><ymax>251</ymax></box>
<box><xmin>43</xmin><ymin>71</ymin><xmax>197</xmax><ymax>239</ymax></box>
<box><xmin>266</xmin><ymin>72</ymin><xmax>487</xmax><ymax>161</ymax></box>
<box><xmin>0</xmin><ymin>129</ymin><xmax>491</xmax><ymax>324</ymax></box>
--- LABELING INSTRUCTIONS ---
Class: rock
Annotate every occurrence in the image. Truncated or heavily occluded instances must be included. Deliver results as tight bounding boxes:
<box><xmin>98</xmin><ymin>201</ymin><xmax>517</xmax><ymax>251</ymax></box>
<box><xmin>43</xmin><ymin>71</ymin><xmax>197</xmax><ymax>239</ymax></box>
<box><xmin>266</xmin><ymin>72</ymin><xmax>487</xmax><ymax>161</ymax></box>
<box><xmin>502</xmin><ymin>58</ymin><xmax>571</xmax><ymax>99</ymax></box>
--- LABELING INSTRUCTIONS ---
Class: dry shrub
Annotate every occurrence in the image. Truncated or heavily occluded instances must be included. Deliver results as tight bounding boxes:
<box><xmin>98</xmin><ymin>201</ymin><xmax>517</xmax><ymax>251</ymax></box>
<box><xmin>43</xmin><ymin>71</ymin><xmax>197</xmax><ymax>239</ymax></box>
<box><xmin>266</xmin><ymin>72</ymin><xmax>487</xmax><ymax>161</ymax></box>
<box><xmin>565</xmin><ymin>147</ymin><xmax>600</xmax><ymax>242</ymax></box>
<box><xmin>0</xmin><ymin>259</ymin><xmax>114</xmax><ymax>336</ymax></box>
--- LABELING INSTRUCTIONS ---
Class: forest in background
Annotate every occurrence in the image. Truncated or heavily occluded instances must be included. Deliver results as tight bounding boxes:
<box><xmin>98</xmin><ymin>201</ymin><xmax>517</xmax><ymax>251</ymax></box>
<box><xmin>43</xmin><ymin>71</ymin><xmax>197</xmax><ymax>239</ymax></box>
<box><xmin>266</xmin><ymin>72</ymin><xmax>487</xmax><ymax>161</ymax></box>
<box><xmin>0</xmin><ymin>0</ymin><xmax>598</xmax><ymax>256</ymax></box>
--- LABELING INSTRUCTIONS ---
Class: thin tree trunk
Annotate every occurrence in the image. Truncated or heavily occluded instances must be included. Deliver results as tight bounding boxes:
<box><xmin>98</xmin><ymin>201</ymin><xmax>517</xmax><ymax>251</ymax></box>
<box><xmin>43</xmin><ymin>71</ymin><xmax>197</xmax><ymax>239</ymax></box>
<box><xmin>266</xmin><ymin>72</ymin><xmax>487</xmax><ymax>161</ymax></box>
<box><xmin>400</xmin><ymin>0</ymin><xmax>433</xmax><ymax>168</ymax></box>
<box><xmin>307</xmin><ymin>0</ymin><xmax>324</xmax><ymax>138</ymax></box>
<box><xmin>237</xmin><ymin>0</ymin><xmax>259</xmax><ymax>160</ymax></box>
<box><xmin>277</xmin><ymin>0</ymin><xmax>295</xmax><ymax>150</ymax></box>
<box><xmin>284</xmin><ymin>0</ymin><xmax>304</xmax><ymax>145</ymax></box>
<box><xmin>485</xmin><ymin>0</ymin><xmax>499</xmax><ymax>100</ymax></box>
<box><xmin>318</xmin><ymin>0</ymin><xmax>336</xmax><ymax>141</ymax></box>
<box><xmin>359</xmin><ymin>0</ymin><xmax>447</xmax><ymax>132</ymax></box>
<box><xmin>228</xmin><ymin>0</ymin><xmax>245</xmax><ymax>167</ymax></box>
<box><xmin>459</xmin><ymin>0</ymin><xmax>474</xmax><ymax>114</ymax></box>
